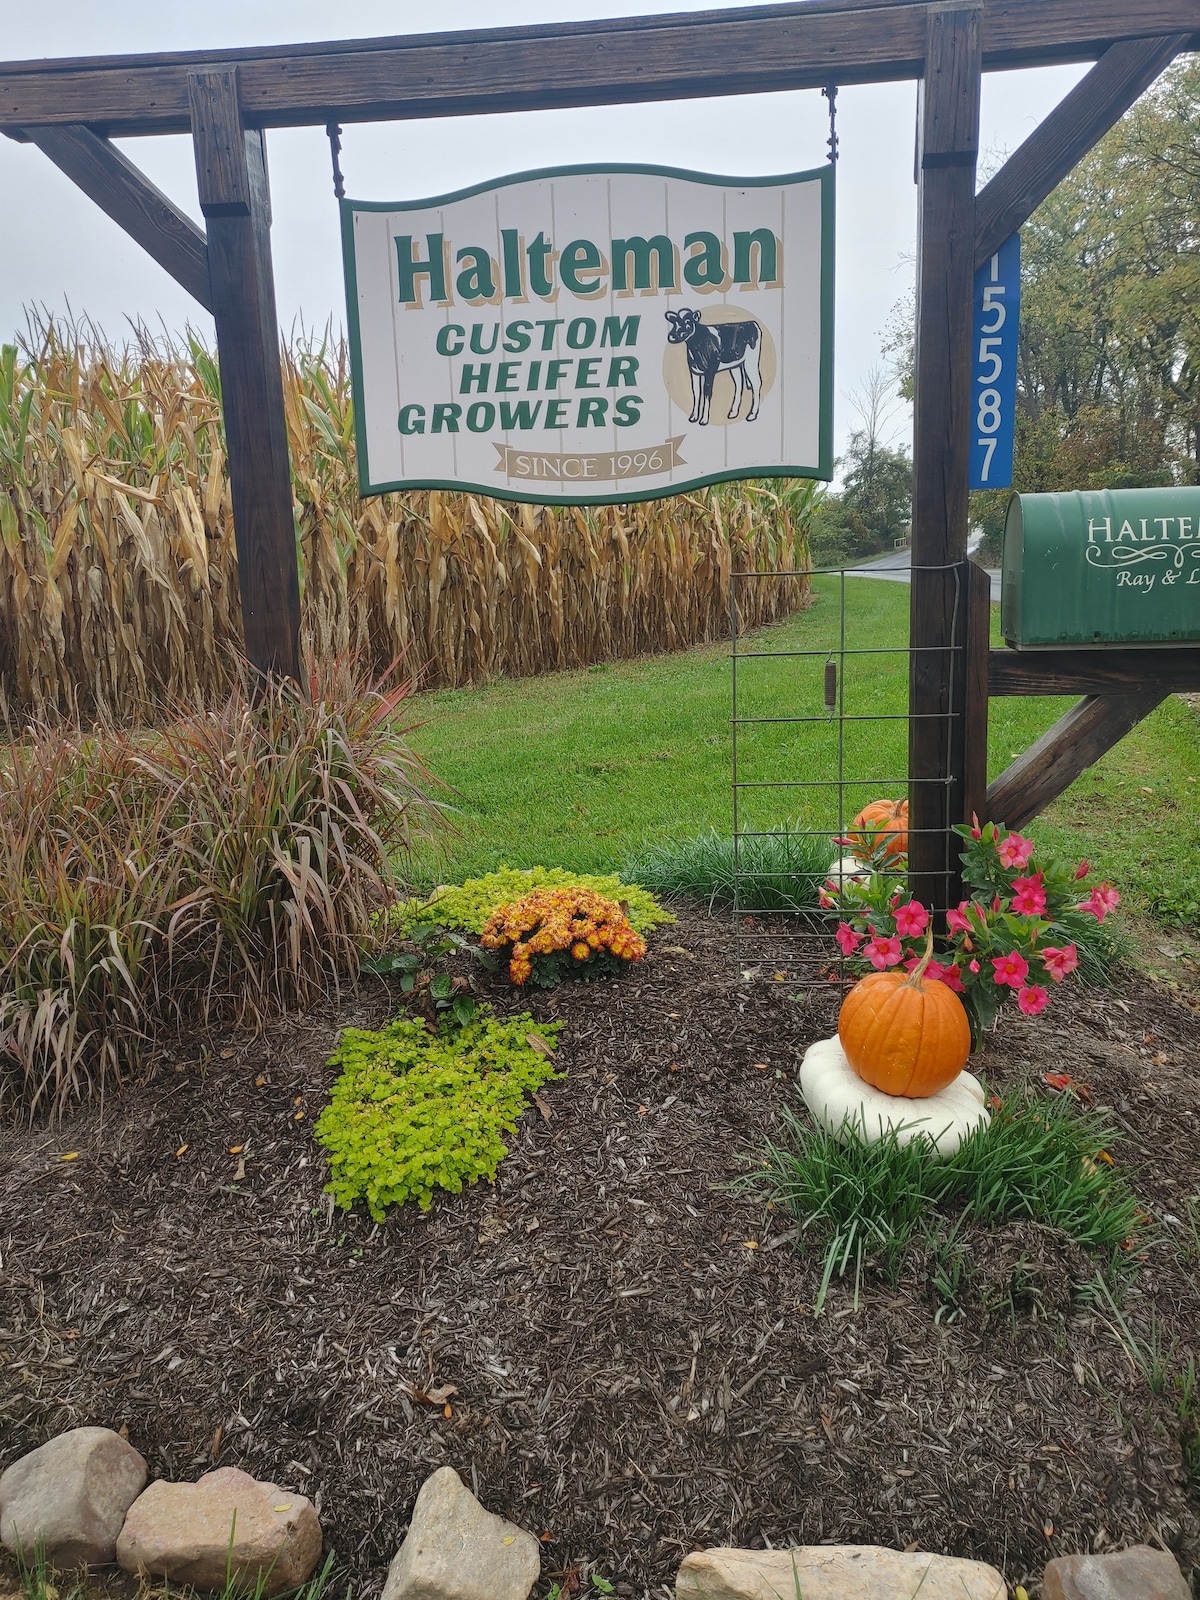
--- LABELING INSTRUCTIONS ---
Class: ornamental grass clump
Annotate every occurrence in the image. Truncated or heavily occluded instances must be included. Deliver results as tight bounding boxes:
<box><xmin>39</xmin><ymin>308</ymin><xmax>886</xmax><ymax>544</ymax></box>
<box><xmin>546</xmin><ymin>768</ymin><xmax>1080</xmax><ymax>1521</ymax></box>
<box><xmin>315</xmin><ymin>1008</ymin><xmax>561</xmax><ymax>1216</ymax></box>
<box><xmin>753</xmin><ymin>1085</ymin><xmax>1140</xmax><ymax>1312</ymax></box>
<box><xmin>0</xmin><ymin>662</ymin><xmax>443</xmax><ymax>1119</ymax></box>
<box><xmin>481</xmin><ymin>886</ymin><xmax>646</xmax><ymax>986</ymax></box>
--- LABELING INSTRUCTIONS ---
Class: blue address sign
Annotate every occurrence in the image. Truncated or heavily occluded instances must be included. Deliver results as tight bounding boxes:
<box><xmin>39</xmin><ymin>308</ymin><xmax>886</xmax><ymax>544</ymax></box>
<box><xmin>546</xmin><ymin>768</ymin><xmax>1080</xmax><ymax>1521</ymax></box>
<box><xmin>969</xmin><ymin>232</ymin><xmax>1021</xmax><ymax>491</ymax></box>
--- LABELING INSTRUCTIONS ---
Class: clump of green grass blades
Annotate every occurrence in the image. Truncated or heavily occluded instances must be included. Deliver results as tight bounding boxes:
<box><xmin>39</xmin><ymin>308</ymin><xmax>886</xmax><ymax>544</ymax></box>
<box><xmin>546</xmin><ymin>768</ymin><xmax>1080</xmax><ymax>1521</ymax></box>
<box><xmin>14</xmin><ymin>1542</ymin><xmax>346</xmax><ymax>1600</ymax></box>
<box><xmin>0</xmin><ymin>661</ymin><xmax>443</xmax><ymax>1120</ymax></box>
<box><xmin>623</xmin><ymin>826</ymin><xmax>831</xmax><ymax>911</ymax></box>
<box><xmin>751</xmin><ymin>1088</ymin><xmax>1140</xmax><ymax>1312</ymax></box>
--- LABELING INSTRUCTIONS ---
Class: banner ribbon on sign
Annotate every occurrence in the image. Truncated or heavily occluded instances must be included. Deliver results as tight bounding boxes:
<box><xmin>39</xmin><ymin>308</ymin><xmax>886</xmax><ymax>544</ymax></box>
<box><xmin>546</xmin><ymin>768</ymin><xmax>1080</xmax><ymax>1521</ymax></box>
<box><xmin>493</xmin><ymin>438</ymin><xmax>686</xmax><ymax>484</ymax></box>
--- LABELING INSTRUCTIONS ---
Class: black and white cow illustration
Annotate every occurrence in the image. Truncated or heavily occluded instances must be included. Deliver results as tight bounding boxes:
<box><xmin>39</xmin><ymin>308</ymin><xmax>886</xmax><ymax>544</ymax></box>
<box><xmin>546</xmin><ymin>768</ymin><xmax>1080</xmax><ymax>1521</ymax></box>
<box><xmin>664</xmin><ymin>307</ymin><xmax>763</xmax><ymax>425</ymax></box>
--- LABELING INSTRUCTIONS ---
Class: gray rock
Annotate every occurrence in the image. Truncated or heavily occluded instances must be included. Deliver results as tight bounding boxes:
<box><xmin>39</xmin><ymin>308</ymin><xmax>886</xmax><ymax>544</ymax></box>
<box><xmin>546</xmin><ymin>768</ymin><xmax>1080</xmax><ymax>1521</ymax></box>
<box><xmin>0</xmin><ymin>1426</ymin><xmax>147</xmax><ymax>1570</ymax></box>
<box><xmin>382</xmin><ymin>1466</ymin><xmax>539</xmax><ymax>1600</ymax></box>
<box><xmin>116</xmin><ymin>1467</ymin><xmax>321</xmax><ymax>1596</ymax></box>
<box><xmin>676</xmin><ymin>1545</ymin><xmax>1007</xmax><ymax>1600</ymax></box>
<box><xmin>1042</xmin><ymin>1544</ymin><xmax>1190</xmax><ymax>1600</ymax></box>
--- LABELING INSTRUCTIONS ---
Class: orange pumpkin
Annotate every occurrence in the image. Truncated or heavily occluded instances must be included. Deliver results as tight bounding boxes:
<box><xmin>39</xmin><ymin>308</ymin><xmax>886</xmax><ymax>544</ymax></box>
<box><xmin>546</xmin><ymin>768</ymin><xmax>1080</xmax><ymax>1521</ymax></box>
<box><xmin>848</xmin><ymin>798</ymin><xmax>909</xmax><ymax>863</ymax></box>
<box><xmin>838</xmin><ymin>933</ymin><xmax>970</xmax><ymax>1098</ymax></box>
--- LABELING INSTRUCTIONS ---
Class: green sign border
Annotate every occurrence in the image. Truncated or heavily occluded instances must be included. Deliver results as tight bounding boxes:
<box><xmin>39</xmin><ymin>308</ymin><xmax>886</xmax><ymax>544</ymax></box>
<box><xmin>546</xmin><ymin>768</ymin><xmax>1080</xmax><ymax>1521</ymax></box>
<box><xmin>340</xmin><ymin>160</ymin><xmax>835</xmax><ymax>505</ymax></box>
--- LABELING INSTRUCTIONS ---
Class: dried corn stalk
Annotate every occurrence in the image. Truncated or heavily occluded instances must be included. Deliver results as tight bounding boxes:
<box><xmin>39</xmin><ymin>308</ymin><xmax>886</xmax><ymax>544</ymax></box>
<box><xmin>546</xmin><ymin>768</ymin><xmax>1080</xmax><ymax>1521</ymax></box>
<box><xmin>0</xmin><ymin>322</ymin><xmax>813</xmax><ymax>723</ymax></box>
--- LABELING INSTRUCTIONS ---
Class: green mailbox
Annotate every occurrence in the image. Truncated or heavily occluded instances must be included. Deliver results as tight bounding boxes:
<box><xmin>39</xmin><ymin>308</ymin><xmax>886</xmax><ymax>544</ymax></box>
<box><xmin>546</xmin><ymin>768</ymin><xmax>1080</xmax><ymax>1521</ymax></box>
<box><xmin>1002</xmin><ymin>487</ymin><xmax>1200</xmax><ymax>647</ymax></box>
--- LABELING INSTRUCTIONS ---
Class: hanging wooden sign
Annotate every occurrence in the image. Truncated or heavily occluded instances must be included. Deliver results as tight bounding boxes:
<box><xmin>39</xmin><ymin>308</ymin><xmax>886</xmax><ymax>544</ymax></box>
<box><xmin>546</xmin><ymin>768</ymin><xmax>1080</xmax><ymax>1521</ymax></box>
<box><xmin>341</xmin><ymin>161</ymin><xmax>834</xmax><ymax>505</ymax></box>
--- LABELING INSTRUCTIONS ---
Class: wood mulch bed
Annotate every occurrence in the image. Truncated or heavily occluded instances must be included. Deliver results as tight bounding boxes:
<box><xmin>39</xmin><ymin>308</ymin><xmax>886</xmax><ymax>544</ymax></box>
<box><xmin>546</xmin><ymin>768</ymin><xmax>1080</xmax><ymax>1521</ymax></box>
<box><xmin>3</xmin><ymin>905</ymin><xmax>1200</xmax><ymax>1598</ymax></box>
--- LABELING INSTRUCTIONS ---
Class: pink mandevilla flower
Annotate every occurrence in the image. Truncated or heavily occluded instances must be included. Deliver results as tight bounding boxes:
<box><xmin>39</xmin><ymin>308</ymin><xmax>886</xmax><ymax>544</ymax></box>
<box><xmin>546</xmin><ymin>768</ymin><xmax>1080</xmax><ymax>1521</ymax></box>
<box><xmin>970</xmin><ymin>812</ymin><xmax>983</xmax><ymax>840</ymax></box>
<box><xmin>1017</xmin><ymin>984</ymin><xmax>1050</xmax><ymax>1016</ymax></box>
<box><xmin>894</xmin><ymin>899</ymin><xmax>929</xmax><ymax>937</ymax></box>
<box><xmin>864</xmin><ymin>936</ymin><xmax>903</xmax><ymax>970</ymax></box>
<box><xmin>904</xmin><ymin>955</ymin><xmax>944</xmax><ymax>982</ymax></box>
<box><xmin>1041</xmin><ymin>944</ymin><xmax>1079</xmax><ymax>983</ymax></box>
<box><xmin>991</xmin><ymin>950</ymin><xmax>1030</xmax><ymax>989</ymax></box>
<box><xmin>1079</xmin><ymin>883</ymin><xmax>1120</xmax><ymax>921</ymax></box>
<box><xmin>1074</xmin><ymin>859</ymin><xmax>1090</xmax><ymax>880</ymax></box>
<box><xmin>968</xmin><ymin>959</ymin><xmax>980</xmax><ymax>974</ymax></box>
<box><xmin>1010</xmin><ymin>874</ymin><xmax>1047</xmax><ymax>916</ymax></box>
<box><xmin>938</xmin><ymin>963</ymin><xmax>965</xmax><ymax>993</ymax></box>
<box><xmin>835</xmin><ymin>922</ymin><xmax>862</xmax><ymax>956</ymax></box>
<box><xmin>996</xmin><ymin>832</ymin><xmax>1035</xmax><ymax>870</ymax></box>
<box><xmin>946</xmin><ymin>900</ymin><xmax>975</xmax><ymax>934</ymax></box>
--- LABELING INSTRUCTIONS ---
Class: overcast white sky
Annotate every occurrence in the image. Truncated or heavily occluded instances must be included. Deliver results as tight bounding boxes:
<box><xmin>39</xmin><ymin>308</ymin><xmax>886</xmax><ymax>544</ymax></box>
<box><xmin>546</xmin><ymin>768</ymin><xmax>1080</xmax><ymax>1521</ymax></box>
<box><xmin>0</xmin><ymin>1</ymin><xmax>1086</xmax><ymax>462</ymax></box>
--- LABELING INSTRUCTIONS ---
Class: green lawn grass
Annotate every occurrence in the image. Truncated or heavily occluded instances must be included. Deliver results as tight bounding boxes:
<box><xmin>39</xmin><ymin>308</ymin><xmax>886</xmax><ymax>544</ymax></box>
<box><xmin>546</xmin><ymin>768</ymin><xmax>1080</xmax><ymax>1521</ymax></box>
<box><xmin>405</xmin><ymin>576</ymin><xmax>1200</xmax><ymax>924</ymax></box>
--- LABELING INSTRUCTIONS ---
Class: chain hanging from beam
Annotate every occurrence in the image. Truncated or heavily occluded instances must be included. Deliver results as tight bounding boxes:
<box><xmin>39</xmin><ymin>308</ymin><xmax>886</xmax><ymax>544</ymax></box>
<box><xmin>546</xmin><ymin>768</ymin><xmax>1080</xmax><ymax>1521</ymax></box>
<box><xmin>326</xmin><ymin>121</ymin><xmax>345</xmax><ymax>200</ymax></box>
<box><xmin>822</xmin><ymin>84</ymin><xmax>839</xmax><ymax>164</ymax></box>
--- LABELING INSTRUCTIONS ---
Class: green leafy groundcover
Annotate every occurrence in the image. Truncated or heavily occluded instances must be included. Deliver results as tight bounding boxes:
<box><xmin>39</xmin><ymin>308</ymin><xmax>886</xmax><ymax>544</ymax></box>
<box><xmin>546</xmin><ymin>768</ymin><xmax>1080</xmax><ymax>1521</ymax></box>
<box><xmin>315</xmin><ymin>1007</ymin><xmax>562</xmax><ymax>1218</ymax></box>
<box><xmin>391</xmin><ymin>865</ymin><xmax>674</xmax><ymax>937</ymax></box>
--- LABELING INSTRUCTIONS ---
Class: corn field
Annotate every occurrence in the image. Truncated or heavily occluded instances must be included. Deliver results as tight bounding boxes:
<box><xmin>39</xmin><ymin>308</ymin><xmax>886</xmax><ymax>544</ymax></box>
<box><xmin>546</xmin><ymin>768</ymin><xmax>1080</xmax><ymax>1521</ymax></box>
<box><xmin>0</xmin><ymin>322</ymin><xmax>813</xmax><ymax>724</ymax></box>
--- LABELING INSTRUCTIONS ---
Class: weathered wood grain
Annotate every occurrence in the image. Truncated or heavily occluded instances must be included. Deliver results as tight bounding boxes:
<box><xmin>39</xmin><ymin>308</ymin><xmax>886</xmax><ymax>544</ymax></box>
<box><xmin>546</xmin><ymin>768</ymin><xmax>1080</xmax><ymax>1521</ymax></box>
<box><xmin>961</xmin><ymin>559</ymin><xmax>992</xmax><ymax>834</ymax></box>
<box><xmin>988</xmin><ymin>647</ymin><xmax>1200</xmax><ymax>695</ymax></box>
<box><xmin>190</xmin><ymin>68</ymin><xmax>300</xmax><ymax>683</ymax></box>
<box><xmin>985</xmin><ymin>691</ymin><xmax>1166</xmax><ymax>828</ymax></box>
<box><xmin>974</xmin><ymin>32</ymin><xmax>1189</xmax><ymax>268</ymax></box>
<box><xmin>25</xmin><ymin>124</ymin><xmax>211</xmax><ymax>309</ymax></box>
<box><xmin>908</xmin><ymin>5</ymin><xmax>982</xmax><ymax>914</ymax></box>
<box><xmin>2</xmin><ymin>0</ymin><xmax>1197</xmax><ymax>137</ymax></box>
<box><xmin>189</xmin><ymin>70</ymin><xmax>251</xmax><ymax>216</ymax></box>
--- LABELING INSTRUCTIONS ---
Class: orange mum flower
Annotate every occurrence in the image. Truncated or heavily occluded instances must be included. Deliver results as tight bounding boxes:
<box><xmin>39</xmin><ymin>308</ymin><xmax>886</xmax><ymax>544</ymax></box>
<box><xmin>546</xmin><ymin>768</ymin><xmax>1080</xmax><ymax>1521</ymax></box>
<box><xmin>481</xmin><ymin>885</ymin><xmax>647</xmax><ymax>984</ymax></box>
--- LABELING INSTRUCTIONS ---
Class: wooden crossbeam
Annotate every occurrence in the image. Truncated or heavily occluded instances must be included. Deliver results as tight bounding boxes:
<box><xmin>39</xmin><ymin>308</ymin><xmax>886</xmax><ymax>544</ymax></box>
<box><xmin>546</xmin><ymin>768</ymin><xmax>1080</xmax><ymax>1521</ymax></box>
<box><xmin>985</xmin><ymin>691</ymin><xmax>1167</xmax><ymax>828</ymax></box>
<box><xmin>2</xmin><ymin>0</ymin><xmax>1198</xmax><ymax>138</ymax></box>
<box><xmin>975</xmin><ymin>32</ymin><xmax>1191</xmax><ymax>268</ymax></box>
<box><xmin>989</xmin><ymin>647</ymin><xmax>1200</xmax><ymax>696</ymax></box>
<box><xmin>24</xmin><ymin>124</ymin><xmax>211</xmax><ymax>310</ymax></box>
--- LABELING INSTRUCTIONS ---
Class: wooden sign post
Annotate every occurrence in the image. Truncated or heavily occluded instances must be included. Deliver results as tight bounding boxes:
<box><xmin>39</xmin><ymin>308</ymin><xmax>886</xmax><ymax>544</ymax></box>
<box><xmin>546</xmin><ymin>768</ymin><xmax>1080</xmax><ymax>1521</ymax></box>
<box><xmin>189</xmin><ymin>68</ymin><xmax>301</xmax><ymax>683</ymax></box>
<box><xmin>4</xmin><ymin>0</ymin><xmax>1199</xmax><ymax>882</ymax></box>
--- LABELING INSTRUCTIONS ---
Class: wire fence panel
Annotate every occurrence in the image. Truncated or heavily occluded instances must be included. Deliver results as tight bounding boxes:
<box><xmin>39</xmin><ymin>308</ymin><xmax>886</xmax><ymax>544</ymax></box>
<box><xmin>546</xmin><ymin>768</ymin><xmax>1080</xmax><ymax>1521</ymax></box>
<box><xmin>729</xmin><ymin>563</ymin><xmax>966</xmax><ymax>987</ymax></box>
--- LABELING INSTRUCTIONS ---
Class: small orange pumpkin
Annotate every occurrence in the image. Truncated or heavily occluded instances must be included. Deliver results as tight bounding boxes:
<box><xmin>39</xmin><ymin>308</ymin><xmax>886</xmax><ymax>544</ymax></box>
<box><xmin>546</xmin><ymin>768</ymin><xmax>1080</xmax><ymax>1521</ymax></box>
<box><xmin>838</xmin><ymin>932</ymin><xmax>970</xmax><ymax>1098</ymax></box>
<box><xmin>848</xmin><ymin>798</ymin><xmax>909</xmax><ymax>863</ymax></box>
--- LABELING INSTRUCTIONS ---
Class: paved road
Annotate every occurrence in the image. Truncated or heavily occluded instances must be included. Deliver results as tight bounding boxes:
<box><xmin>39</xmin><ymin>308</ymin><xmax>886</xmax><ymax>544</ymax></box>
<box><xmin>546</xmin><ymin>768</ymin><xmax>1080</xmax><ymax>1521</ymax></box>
<box><xmin>847</xmin><ymin>545</ymin><xmax>1001</xmax><ymax>602</ymax></box>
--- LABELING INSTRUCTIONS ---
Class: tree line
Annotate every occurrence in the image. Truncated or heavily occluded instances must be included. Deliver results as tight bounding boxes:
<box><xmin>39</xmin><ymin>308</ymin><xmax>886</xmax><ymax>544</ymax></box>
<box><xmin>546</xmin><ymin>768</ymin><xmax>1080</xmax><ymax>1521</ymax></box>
<box><xmin>811</xmin><ymin>57</ymin><xmax>1200</xmax><ymax>569</ymax></box>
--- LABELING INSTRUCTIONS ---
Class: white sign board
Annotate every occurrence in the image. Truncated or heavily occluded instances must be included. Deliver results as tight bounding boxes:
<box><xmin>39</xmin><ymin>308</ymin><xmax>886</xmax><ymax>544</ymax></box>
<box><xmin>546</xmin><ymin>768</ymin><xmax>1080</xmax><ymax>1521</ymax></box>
<box><xmin>341</xmin><ymin>162</ymin><xmax>834</xmax><ymax>505</ymax></box>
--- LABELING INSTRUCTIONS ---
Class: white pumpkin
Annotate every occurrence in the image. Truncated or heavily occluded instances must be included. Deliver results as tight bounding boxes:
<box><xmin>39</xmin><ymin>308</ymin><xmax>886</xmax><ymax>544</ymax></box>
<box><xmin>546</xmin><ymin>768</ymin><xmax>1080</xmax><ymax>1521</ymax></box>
<box><xmin>827</xmin><ymin>854</ymin><xmax>870</xmax><ymax>887</ymax></box>
<box><xmin>799</xmin><ymin>1035</ymin><xmax>989</xmax><ymax>1159</ymax></box>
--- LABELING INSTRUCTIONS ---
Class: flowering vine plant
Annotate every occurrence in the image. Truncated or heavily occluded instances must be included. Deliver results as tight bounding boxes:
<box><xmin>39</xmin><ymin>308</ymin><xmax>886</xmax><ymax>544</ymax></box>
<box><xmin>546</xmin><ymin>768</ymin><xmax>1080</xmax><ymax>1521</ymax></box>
<box><xmin>822</xmin><ymin>817</ymin><xmax>1120</xmax><ymax>1045</ymax></box>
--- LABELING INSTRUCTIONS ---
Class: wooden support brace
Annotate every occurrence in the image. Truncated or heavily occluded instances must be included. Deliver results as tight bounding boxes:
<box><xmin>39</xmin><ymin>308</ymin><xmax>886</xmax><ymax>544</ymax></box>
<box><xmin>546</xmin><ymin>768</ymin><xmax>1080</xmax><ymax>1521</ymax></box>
<box><xmin>989</xmin><ymin>646</ymin><xmax>1200</xmax><ymax>696</ymax></box>
<box><xmin>975</xmin><ymin>31</ymin><xmax>1190</xmax><ymax>268</ymax></box>
<box><xmin>24</xmin><ymin>124</ymin><xmax>212</xmax><ymax>311</ymax></box>
<box><xmin>908</xmin><ymin>1</ymin><xmax>982</xmax><ymax>912</ymax></box>
<box><xmin>985</xmin><ymin>691</ymin><xmax>1167</xmax><ymax>830</ymax></box>
<box><xmin>189</xmin><ymin>67</ymin><xmax>300</xmax><ymax>684</ymax></box>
